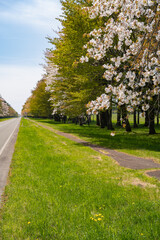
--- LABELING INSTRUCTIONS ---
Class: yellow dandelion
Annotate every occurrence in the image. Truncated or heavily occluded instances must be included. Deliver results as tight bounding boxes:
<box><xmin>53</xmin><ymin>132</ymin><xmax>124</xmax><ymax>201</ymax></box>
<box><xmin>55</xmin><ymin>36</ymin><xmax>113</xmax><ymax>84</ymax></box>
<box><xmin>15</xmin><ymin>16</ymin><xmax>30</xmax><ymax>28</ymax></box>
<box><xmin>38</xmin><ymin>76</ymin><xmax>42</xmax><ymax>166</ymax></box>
<box><xmin>98</xmin><ymin>218</ymin><xmax>102</xmax><ymax>221</ymax></box>
<box><xmin>28</xmin><ymin>222</ymin><xmax>31</xmax><ymax>224</ymax></box>
<box><xmin>140</xmin><ymin>233</ymin><xmax>144</xmax><ymax>236</ymax></box>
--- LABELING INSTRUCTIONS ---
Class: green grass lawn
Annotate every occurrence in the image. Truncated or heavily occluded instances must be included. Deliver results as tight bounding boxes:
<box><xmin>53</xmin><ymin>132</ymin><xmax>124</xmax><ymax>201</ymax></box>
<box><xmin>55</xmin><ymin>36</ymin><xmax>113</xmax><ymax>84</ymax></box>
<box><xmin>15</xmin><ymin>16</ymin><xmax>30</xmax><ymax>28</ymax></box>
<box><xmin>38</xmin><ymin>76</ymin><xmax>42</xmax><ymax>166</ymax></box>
<box><xmin>33</xmin><ymin>117</ymin><xmax>160</xmax><ymax>162</ymax></box>
<box><xmin>0</xmin><ymin>118</ymin><xmax>160</xmax><ymax>239</ymax></box>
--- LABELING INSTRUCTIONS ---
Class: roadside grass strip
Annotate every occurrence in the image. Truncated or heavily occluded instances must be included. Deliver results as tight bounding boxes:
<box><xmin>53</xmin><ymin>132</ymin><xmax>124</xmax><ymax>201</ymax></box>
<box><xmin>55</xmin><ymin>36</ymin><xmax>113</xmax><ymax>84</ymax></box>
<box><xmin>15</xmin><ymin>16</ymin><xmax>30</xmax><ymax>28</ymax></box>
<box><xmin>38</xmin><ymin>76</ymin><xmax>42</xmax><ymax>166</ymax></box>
<box><xmin>0</xmin><ymin>118</ymin><xmax>160</xmax><ymax>239</ymax></box>
<box><xmin>34</xmin><ymin>118</ymin><xmax>160</xmax><ymax>162</ymax></box>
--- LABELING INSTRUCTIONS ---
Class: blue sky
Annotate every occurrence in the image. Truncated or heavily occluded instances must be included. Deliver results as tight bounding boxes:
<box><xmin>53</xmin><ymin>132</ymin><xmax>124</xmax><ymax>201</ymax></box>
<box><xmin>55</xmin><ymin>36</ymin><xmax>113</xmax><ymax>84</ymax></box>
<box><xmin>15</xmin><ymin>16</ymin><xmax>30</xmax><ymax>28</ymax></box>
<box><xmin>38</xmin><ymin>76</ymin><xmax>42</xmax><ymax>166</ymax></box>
<box><xmin>0</xmin><ymin>0</ymin><xmax>62</xmax><ymax>113</ymax></box>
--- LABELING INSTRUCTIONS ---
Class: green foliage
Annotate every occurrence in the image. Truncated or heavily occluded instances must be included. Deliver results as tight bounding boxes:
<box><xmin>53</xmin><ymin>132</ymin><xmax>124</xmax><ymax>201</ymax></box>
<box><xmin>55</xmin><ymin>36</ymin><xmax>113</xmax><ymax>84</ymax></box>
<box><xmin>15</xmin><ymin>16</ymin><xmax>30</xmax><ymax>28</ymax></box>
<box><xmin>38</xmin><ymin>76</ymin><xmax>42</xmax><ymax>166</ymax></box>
<box><xmin>45</xmin><ymin>0</ymin><xmax>104</xmax><ymax>117</ymax></box>
<box><xmin>8</xmin><ymin>104</ymin><xmax>18</xmax><ymax>117</ymax></box>
<box><xmin>22</xmin><ymin>80</ymin><xmax>53</xmax><ymax>118</ymax></box>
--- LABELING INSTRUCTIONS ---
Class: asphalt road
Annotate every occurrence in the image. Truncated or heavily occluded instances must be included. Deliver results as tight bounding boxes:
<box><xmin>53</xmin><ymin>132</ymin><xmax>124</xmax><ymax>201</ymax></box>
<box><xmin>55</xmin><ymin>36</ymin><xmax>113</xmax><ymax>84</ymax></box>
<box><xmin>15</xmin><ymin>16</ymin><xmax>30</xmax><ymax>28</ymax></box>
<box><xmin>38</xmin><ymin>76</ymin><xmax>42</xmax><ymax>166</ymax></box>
<box><xmin>0</xmin><ymin>118</ymin><xmax>21</xmax><ymax>202</ymax></box>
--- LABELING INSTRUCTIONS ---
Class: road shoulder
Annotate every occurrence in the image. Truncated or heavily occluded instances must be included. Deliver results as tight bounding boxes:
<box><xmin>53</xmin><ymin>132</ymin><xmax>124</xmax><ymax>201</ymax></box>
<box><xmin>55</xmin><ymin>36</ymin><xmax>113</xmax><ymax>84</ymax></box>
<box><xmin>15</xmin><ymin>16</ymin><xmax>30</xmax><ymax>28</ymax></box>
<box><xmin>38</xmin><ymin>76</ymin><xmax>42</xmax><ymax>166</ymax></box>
<box><xmin>0</xmin><ymin>121</ymin><xmax>20</xmax><ymax>203</ymax></box>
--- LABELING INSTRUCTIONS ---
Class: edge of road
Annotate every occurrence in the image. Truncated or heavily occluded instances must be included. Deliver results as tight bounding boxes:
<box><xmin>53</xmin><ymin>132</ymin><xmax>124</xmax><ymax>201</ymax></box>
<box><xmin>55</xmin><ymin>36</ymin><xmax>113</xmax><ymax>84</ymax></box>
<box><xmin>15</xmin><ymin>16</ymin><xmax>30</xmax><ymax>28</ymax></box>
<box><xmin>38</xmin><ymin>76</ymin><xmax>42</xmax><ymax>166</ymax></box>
<box><xmin>0</xmin><ymin>118</ymin><xmax>21</xmax><ymax>203</ymax></box>
<box><xmin>0</xmin><ymin>118</ymin><xmax>21</xmax><ymax>157</ymax></box>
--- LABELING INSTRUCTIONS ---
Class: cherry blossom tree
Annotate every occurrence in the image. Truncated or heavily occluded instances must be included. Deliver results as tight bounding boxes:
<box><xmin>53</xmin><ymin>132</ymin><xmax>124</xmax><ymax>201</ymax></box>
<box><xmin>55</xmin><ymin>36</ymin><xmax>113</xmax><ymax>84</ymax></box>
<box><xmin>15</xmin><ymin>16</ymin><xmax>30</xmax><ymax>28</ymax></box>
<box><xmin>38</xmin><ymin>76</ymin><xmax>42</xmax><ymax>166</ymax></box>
<box><xmin>80</xmin><ymin>0</ymin><xmax>160</xmax><ymax>134</ymax></box>
<box><xmin>0</xmin><ymin>96</ymin><xmax>9</xmax><ymax>117</ymax></box>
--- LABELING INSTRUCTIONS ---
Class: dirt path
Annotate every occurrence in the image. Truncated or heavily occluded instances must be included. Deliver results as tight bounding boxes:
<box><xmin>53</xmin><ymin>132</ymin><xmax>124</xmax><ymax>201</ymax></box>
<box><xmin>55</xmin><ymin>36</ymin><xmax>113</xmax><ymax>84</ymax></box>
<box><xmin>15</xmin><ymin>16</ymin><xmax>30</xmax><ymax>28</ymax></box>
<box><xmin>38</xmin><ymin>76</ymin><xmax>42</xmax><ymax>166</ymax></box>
<box><xmin>32</xmin><ymin>120</ymin><xmax>160</xmax><ymax>181</ymax></box>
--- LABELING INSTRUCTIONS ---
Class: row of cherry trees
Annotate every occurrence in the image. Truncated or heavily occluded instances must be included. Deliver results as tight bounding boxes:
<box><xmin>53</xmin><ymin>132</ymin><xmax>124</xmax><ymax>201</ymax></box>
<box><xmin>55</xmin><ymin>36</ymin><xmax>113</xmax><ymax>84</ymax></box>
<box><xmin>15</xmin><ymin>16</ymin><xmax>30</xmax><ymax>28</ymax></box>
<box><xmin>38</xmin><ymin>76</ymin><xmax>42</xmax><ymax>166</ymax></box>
<box><xmin>23</xmin><ymin>0</ymin><xmax>159</xmax><ymax>134</ymax></box>
<box><xmin>81</xmin><ymin>0</ymin><xmax>160</xmax><ymax>134</ymax></box>
<box><xmin>0</xmin><ymin>95</ymin><xmax>18</xmax><ymax>117</ymax></box>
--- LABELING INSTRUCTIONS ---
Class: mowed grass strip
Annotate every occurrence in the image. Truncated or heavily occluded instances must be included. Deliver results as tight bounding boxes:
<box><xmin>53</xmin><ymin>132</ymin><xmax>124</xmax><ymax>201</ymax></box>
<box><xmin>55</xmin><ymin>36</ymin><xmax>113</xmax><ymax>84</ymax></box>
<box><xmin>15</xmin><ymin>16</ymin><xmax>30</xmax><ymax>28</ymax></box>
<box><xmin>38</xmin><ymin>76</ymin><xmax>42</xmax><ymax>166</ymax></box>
<box><xmin>0</xmin><ymin>118</ymin><xmax>160</xmax><ymax>240</ymax></box>
<box><xmin>34</xmin><ymin>118</ymin><xmax>160</xmax><ymax>161</ymax></box>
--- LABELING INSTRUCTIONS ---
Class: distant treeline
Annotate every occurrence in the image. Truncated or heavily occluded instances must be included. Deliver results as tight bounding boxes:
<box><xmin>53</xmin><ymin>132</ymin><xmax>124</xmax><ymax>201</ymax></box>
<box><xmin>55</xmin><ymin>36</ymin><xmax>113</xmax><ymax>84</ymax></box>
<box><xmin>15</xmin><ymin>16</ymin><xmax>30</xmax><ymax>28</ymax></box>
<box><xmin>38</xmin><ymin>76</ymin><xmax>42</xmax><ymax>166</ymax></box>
<box><xmin>0</xmin><ymin>95</ymin><xmax>18</xmax><ymax>118</ymax></box>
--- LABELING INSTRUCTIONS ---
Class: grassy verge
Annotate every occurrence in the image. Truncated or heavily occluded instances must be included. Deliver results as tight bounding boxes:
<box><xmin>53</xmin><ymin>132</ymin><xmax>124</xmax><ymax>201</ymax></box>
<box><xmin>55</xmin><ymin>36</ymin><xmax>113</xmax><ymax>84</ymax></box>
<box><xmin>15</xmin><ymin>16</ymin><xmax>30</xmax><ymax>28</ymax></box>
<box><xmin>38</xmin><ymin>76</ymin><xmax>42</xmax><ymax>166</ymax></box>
<box><xmin>33</xmin><ymin>118</ymin><xmax>160</xmax><ymax>162</ymax></box>
<box><xmin>0</xmin><ymin>118</ymin><xmax>160</xmax><ymax>239</ymax></box>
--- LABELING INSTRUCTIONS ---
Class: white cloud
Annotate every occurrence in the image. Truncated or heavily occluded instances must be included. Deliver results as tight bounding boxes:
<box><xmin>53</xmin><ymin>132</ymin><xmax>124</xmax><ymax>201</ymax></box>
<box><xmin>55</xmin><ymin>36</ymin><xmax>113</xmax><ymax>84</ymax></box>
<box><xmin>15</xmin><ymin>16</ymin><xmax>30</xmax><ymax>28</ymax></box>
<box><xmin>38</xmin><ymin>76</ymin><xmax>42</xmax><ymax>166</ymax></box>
<box><xmin>0</xmin><ymin>64</ymin><xmax>44</xmax><ymax>113</ymax></box>
<box><xmin>0</xmin><ymin>0</ymin><xmax>62</xmax><ymax>30</ymax></box>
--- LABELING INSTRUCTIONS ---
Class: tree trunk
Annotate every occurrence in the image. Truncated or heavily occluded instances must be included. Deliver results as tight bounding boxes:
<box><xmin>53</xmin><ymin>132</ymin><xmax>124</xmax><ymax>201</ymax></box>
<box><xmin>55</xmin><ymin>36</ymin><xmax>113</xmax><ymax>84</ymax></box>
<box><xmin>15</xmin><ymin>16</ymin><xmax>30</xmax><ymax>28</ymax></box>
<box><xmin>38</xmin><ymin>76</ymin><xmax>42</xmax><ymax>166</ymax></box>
<box><xmin>96</xmin><ymin>114</ymin><xmax>100</xmax><ymax>126</ymax></box>
<box><xmin>87</xmin><ymin>115</ymin><xmax>91</xmax><ymax>125</ymax></box>
<box><xmin>133</xmin><ymin>110</ymin><xmax>138</xmax><ymax>128</ymax></box>
<box><xmin>157</xmin><ymin>94</ymin><xmax>160</xmax><ymax>126</ymax></box>
<box><xmin>122</xmin><ymin>105</ymin><xmax>131</xmax><ymax>132</ymax></box>
<box><xmin>157</xmin><ymin>111</ymin><xmax>159</xmax><ymax>126</ymax></box>
<box><xmin>106</xmin><ymin>109</ymin><xmax>114</xmax><ymax>130</ymax></box>
<box><xmin>149</xmin><ymin>107</ymin><xmax>156</xmax><ymax>134</ymax></box>
<box><xmin>100</xmin><ymin>112</ymin><xmax>106</xmax><ymax>128</ymax></box>
<box><xmin>74</xmin><ymin>117</ymin><xmax>78</xmax><ymax>124</ymax></box>
<box><xmin>79</xmin><ymin>116</ymin><xmax>84</xmax><ymax>126</ymax></box>
<box><xmin>137</xmin><ymin>108</ymin><xmax>140</xmax><ymax>125</ymax></box>
<box><xmin>116</xmin><ymin>107</ymin><xmax>121</xmax><ymax>126</ymax></box>
<box><xmin>144</xmin><ymin>110</ymin><xmax>149</xmax><ymax>127</ymax></box>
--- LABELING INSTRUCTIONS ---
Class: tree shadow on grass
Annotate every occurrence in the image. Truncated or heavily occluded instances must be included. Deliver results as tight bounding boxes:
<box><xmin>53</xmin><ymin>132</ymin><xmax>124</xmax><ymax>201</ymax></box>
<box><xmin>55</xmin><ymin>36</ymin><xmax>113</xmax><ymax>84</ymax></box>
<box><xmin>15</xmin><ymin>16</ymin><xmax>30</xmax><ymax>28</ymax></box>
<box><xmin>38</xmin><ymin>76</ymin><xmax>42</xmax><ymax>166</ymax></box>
<box><xmin>34</xmin><ymin>119</ymin><xmax>160</xmax><ymax>154</ymax></box>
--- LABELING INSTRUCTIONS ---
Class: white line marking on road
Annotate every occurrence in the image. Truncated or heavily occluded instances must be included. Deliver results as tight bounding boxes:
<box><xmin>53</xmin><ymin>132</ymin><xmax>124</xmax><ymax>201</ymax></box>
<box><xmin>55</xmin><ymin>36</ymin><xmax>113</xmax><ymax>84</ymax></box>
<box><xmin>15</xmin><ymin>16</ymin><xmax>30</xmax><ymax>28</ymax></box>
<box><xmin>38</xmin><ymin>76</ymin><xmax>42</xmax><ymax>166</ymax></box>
<box><xmin>0</xmin><ymin>119</ymin><xmax>20</xmax><ymax>156</ymax></box>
